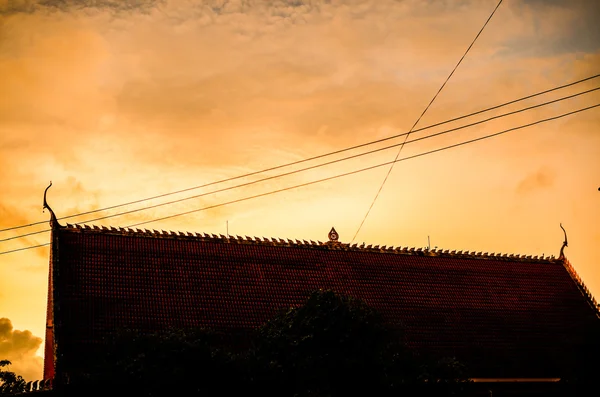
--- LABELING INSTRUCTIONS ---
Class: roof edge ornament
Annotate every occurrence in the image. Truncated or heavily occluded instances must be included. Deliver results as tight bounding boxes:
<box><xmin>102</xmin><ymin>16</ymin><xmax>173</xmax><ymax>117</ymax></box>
<box><xmin>559</xmin><ymin>223</ymin><xmax>568</xmax><ymax>259</ymax></box>
<box><xmin>43</xmin><ymin>182</ymin><xmax>62</xmax><ymax>229</ymax></box>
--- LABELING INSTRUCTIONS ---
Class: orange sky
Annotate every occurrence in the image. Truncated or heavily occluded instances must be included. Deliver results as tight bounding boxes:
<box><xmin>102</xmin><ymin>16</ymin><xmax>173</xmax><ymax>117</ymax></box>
<box><xmin>1</xmin><ymin>0</ymin><xmax>599</xmax><ymax>381</ymax></box>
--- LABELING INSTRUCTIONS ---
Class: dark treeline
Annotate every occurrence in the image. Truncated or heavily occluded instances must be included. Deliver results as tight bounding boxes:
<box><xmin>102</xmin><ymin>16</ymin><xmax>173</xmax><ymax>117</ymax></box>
<box><xmin>3</xmin><ymin>290</ymin><xmax>598</xmax><ymax>396</ymax></box>
<box><xmin>58</xmin><ymin>290</ymin><xmax>472</xmax><ymax>397</ymax></box>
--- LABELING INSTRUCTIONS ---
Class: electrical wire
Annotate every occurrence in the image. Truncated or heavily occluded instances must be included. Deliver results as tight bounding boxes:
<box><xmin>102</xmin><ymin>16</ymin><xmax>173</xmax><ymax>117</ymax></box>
<box><xmin>1</xmin><ymin>69</ymin><xmax>598</xmax><ymax>234</ymax></box>
<box><xmin>2</xmin><ymin>86</ymin><xmax>596</xmax><ymax>244</ymax></box>
<box><xmin>2</xmin><ymin>102</ymin><xmax>598</xmax><ymax>256</ymax></box>
<box><xmin>351</xmin><ymin>0</ymin><xmax>504</xmax><ymax>243</ymax></box>
<box><xmin>124</xmin><ymin>104</ymin><xmax>598</xmax><ymax>227</ymax></box>
<box><xmin>0</xmin><ymin>243</ymin><xmax>49</xmax><ymax>256</ymax></box>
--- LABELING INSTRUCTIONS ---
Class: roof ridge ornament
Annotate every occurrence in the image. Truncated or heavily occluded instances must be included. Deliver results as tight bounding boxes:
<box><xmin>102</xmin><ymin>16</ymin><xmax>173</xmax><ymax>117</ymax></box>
<box><xmin>43</xmin><ymin>181</ymin><xmax>62</xmax><ymax>229</ymax></box>
<box><xmin>559</xmin><ymin>223</ymin><xmax>568</xmax><ymax>259</ymax></box>
<box><xmin>328</xmin><ymin>227</ymin><xmax>339</xmax><ymax>242</ymax></box>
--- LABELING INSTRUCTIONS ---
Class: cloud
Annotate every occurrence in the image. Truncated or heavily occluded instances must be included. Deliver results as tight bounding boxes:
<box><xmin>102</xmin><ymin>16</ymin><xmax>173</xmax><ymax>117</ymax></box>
<box><xmin>0</xmin><ymin>0</ymin><xmax>161</xmax><ymax>15</ymax></box>
<box><xmin>0</xmin><ymin>0</ymin><xmax>597</xmax><ymax>235</ymax></box>
<box><xmin>507</xmin><ymin>0</ymin><xmax>600</xmax><ymax>55</ymax></box>
<box><xmin>0</xmin><ymin>318</ymin><xmax>43</xmax><ymax>382</ymax></box>
<box><xmin>516</xmin><ymin>167</ymin><xmax>556</xmax><ymax>195</ymax></box>
<box><xmin>0</xmin><ymin>204</ymin><xmax>30</xmax><ymax>230</ymax></box>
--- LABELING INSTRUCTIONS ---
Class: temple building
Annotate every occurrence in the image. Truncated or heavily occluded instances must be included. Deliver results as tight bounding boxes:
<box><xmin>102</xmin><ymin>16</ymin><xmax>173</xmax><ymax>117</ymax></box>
<box><xmin>42</xmin><ymin>189</ymin><xmax>600</xmax><ymax>385</ymax></box>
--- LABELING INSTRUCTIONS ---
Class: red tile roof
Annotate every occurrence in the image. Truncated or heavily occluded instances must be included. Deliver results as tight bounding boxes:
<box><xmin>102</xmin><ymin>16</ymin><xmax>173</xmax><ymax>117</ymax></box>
<box><xmin>44</xmin><ymin>223</ymin><xmax>600</xmax><ymax>380</ymax></box>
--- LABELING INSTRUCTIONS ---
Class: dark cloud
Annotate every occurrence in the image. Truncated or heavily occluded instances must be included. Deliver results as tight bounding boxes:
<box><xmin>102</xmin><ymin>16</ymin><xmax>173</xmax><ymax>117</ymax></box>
<box><xmin>0</xmin><ymin>0</ymin><xmax>320</xmax><ymax>18</ymax></box>
<box><xmin>522</xmin><ymin>0</ymin><xmax>593</xmax><ymax>7</ymax></box>
<box><xmin>0</xmin><ymin>318</ymin><xmax>43</xmax><ymax>381</ymax></box>
<box><xmin>516</xmin><ymin>167</ymin><xmax>556</xmax><ymax>195</ymax></box>
<box><xmin>508</xmin><ymin>0</ymin><xmax>600</xmax><ymax>55</ymax></box>
<box><xmin>0</xmin><ymin>0</ymin><xmax>162</xmax><ymax>15</ymax></box>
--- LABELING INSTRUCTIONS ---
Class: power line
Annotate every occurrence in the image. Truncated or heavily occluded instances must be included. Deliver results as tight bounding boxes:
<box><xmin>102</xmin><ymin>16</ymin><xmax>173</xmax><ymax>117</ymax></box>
<box><xmin>124</xmin><ymin>104</ymin><xmax>599</xmax><ymax>227</ymax></box>
<box><xmin>351</xmin><ymin>0</ymin><xmax>504</xmax><ymax>243</ymax></box>
<box><xmin>1</xmin><ymin>70</ymin><xmax>598</xmax><ymax>235</ymax></box>
<box><xmin>2</xmin><ymin>102</ymin><xmax>597</xmax><ymax>256</ymax></box>
<box><xmin>2</xmin><ymin>86</ymin><xmax>596</xmax><ymax>244</ymax></box>
<box><xmin>0</xmin><ymin>243</ymin><xmax>49</xmax><ymax>256</ymax></box>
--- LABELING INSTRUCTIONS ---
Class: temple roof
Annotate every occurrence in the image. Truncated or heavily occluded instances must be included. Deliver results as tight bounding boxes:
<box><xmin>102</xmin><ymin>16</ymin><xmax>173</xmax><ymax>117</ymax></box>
<box><xmin>46</xmin><ymin>222</ymin><xmax>600</xmax><ymax>380</ymax></box>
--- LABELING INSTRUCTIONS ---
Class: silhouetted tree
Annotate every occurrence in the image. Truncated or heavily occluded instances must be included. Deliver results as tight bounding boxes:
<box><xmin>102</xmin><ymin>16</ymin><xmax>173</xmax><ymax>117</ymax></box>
<box><xmin>246</xmin><ymin>289</ymin><xmax>423</xmax><ymax>396</ymax></box>
<box><xmin>61</xmin><ymin>290</ymin><xmax>472</xmax><ymax>396</ymax></box>
<box><xmin>65</xmin><ymin>327</ymin><xmax>240</xmax><ymax>396</ymax></box>
<box><xmin>0</xmin><ymin>360</ymin><xmax>26</xmax><ymax>394</ymax></box>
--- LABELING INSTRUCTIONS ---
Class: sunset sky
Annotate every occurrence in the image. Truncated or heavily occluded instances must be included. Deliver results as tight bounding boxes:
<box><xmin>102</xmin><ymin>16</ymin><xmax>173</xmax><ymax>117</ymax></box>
<box><xmin>1</xmin><ymin>0</ymin><xmax>599</xmax><ymax>381</ymax></box>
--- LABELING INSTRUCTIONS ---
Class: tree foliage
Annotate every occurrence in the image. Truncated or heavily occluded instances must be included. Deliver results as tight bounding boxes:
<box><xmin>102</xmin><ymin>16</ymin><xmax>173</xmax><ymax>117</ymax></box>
<box><xmin>65</xmin><ymin>290</ymin><xmax>471</xmax><ymax>396</ymax></box>
<box><xmin>249</xmin><ymin>289</ymin><xmax>419</xmax><ymax>396</ymax></box>
<box><xmin>65</xmin><ymin>327</ymin><xmax>240</xmax><ymax>396</ymax></box>
<box><xmin>0</xmin><ymin>360</ymin><xmax>26</xmax><ymax>394</ymax></box>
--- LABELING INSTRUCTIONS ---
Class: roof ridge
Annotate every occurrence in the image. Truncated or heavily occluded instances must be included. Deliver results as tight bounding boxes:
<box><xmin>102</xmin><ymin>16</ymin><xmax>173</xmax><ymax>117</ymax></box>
<box><xmin>63</xmin><ymin>222</ymin><xmax>557</xmax><ymax>263</ymax></box>
<box><xmin>562</xmin><ymin>257</ymin><xmax>600</xmax><ymax>316</ymax></box>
